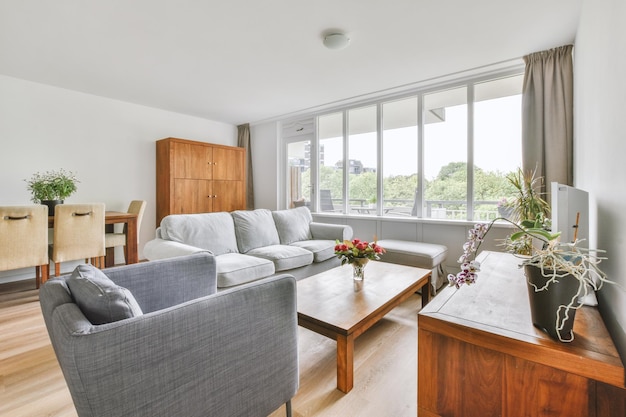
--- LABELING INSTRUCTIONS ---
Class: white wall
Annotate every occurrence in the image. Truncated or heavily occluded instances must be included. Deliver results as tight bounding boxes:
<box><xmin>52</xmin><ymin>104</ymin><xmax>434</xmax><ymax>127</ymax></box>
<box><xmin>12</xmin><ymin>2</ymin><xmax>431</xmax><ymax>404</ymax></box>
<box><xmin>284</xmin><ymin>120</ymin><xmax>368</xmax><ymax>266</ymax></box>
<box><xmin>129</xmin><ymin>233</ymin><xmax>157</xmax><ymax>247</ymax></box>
<box><xmin>0</xmin><ymin>74</ymin><xmax>236</xmax><ymax>283</ymax></box>
<box><xmin>575</xmin><ymin>0</ymin><xmax>626</xmax><ymax>356</ymax></box>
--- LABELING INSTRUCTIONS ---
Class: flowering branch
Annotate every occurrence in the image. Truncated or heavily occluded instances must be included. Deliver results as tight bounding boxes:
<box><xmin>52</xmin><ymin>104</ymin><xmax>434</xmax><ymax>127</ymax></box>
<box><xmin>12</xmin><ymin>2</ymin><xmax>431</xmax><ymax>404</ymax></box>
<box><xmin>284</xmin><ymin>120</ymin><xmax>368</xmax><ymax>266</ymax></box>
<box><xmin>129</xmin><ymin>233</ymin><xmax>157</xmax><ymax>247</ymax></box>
<box><xmin>448</xmin><ymin>217</ymin><xmax>559</xmax><ymax>288</ymax></box>
<box><xmin>447</xmin><ymin>217</ymin><xmax>621</xmax><ymax>299</ymax></box>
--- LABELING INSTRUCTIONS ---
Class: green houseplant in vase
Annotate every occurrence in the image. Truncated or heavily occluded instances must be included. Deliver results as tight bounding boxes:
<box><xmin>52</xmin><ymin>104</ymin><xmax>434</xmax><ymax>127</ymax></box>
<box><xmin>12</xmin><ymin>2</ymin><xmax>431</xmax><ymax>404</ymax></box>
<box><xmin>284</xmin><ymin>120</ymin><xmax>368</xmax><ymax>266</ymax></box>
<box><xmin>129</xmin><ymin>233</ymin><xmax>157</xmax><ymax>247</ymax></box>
<box><xmin>499</xmin><ymin>167</ymin><xmax>551</xmax><ymax>255</ymax></box>
<box><xmin>449</xmin><ymin>218</ymin><xmax>616</xmax><ymax>343</ymax></box>
<box><xmin>25</xmin><ymin>169</ymin><xmax>79</xmax><ymax>215</ymax></box>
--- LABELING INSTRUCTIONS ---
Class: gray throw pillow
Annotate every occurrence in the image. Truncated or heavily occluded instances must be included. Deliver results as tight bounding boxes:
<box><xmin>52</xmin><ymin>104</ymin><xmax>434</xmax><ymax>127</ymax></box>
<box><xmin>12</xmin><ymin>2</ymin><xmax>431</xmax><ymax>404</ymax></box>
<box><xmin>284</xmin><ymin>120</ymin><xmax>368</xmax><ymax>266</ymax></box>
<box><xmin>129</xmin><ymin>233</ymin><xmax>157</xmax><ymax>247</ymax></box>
<box><xmin>232</xmin><ymin>209</ymin><xmax>280</xmax><ymax>253</ymax></box>
<box><xmin>67</xmin><ymin>264</ymin><xmax>143</xmax><ymax>325</ymax></box>
<box><xmin>272</xmin><ymin>207</ymin><xmax>313</xmax><ymax>244</ymax></box>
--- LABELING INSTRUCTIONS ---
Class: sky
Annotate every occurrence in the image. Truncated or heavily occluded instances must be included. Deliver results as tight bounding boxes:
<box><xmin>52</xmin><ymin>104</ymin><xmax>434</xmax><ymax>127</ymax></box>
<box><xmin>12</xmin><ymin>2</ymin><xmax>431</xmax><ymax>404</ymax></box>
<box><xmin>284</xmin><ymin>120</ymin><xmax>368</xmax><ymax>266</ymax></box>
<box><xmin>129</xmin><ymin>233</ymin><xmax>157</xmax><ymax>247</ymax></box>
<box><xmin>321</xmin><ymin>95</ymin><xmax>522</xmax><ymax>179</ymax></box>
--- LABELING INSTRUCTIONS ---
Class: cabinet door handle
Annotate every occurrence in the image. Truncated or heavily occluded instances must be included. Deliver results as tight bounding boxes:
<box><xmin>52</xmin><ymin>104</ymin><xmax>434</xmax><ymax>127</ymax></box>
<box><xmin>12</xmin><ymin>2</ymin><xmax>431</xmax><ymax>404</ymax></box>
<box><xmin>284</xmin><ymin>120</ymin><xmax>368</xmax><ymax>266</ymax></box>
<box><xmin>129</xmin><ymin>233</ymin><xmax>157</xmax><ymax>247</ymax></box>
<box><xmin>5</xmin><ymin>215</ymin><xmax>30</xmax><ymax>220</ymax></box>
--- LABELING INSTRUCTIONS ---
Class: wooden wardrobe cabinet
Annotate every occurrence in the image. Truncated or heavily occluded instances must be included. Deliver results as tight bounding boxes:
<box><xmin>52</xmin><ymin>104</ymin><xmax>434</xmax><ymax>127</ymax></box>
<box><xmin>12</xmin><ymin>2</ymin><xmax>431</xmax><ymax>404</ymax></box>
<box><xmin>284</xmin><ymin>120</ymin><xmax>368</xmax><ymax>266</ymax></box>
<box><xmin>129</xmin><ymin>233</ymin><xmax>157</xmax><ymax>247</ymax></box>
<box><xmin>156</xmin><ymin>137</ymin><xmax>245</xmax><ymax>225</ymax></box>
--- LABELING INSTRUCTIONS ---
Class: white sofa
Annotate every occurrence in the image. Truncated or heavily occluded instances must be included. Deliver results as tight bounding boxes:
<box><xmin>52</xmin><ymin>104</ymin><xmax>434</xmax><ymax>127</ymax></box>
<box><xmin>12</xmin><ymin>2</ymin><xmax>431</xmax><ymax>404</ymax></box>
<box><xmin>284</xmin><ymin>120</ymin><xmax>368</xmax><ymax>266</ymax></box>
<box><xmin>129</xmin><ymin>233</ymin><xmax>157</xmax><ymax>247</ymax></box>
<box><xmin>144</xmin><ymin>207</ymin><xmax>353</xmax><ymax>288</ymax></box>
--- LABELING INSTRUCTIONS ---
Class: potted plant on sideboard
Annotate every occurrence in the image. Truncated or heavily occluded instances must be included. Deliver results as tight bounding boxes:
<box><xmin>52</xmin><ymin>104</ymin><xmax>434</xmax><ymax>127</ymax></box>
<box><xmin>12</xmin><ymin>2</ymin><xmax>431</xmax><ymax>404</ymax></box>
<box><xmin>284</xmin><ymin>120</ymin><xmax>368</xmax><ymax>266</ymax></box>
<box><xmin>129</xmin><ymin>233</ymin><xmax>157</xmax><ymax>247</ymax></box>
<box><xmin>448</xmin><ymin>217</ymin><xmax>618</xmax><ymax>342</ymax></box>
<box><xmin>25</xmin><ymin>169</ymin><xmax>79</xmax><ymax>215</ymax></box>
<box><xmin>499</xmin><ymin>167</ymin><xmax>551</xmax><ymax>255</ymax></box>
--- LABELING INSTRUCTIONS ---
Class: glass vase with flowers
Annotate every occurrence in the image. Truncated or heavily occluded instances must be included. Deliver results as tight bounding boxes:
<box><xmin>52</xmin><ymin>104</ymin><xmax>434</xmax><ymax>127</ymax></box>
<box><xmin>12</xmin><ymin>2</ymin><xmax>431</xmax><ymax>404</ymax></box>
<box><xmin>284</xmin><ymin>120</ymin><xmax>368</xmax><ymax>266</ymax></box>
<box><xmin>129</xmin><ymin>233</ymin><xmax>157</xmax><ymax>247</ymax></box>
<box><xmin>335</xmin><ymin>238</ymin><xmax>385</xmax><ymax>282</ymax></box>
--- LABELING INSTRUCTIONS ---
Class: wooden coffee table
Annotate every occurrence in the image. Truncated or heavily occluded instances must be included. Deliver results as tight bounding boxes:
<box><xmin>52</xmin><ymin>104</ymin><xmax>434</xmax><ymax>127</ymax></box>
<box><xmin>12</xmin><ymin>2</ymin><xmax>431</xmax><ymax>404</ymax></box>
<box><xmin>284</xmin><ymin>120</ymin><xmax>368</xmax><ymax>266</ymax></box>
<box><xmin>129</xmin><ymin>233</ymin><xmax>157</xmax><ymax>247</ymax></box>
<box><xmin>297</xmin><ymin>261</ymin><xmax>431</xmax><ymax>393</ymax></box>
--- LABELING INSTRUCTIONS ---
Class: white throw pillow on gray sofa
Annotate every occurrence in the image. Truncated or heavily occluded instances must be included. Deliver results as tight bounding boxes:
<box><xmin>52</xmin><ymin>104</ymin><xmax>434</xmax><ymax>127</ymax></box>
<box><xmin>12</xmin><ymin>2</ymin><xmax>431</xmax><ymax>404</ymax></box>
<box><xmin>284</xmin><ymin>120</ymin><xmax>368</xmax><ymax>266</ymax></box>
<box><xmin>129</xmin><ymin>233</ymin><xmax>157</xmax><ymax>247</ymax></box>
<box><xmin>272</xmin><ymin>206</ymin><xmax>313</xmax><ymax>244</ymax></box>
<box><xmin>232</xmin><ymin>209</ymin><xmax>281</xmax><ymax>253</ymax></box>
<box><xmin>160</xmin><ymin>212</ymin><xmax>240</xmax><ymax>255</ymax></box>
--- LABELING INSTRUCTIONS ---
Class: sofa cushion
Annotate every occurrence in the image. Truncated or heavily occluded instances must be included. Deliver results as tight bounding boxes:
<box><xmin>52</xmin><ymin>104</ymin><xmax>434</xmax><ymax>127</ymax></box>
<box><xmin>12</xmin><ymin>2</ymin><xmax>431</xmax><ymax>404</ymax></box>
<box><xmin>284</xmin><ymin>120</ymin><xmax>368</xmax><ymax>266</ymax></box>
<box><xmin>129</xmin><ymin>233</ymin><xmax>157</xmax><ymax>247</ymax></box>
<box><xmin>247</xmin><ymin>245</ymin><xmax>314</xmax><ymax>272</ymax></box>
<box><xmin>215</xmin><ymin>253</ymin><xmax>276</xmax><ymax>288</ymax></box>
<box><xmin>291</xmin><ymin>240</ymin><xmax>336</xmax><ymax>263</ymax></box>
<box><xmin>160</xmin><ymin>212</ymin><xmax>239</xmax><ymax>256</ymax></box>
<box><xmin>272</xmin><ymin>207</ymin><xmax>312</xmax><ymax>244</ymax></box>
<box><xmin>375</xmin><ymin>239</ymin><xmax>448</xmax><ymax>269</ymax></box>
<box><xmin>232</xmin><ymin>209</ymin><xmax>280</xmax><ymax>253</ymax></box>
<box><xmin>66</xmin><ymin>264</ymin><xmax>143</xmax><ymax>325</ymax></box>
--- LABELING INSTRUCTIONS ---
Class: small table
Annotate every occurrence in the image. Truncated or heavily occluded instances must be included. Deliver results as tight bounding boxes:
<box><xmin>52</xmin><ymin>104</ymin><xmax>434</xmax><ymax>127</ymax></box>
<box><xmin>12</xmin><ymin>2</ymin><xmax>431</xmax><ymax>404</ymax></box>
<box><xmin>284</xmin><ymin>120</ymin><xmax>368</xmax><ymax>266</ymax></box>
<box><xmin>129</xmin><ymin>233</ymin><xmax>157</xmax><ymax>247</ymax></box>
<box><xmin>48</xmin><ymin>211</ymin><xmax>138</xmax><ymax>265</ymax></box>
<box><xmin>297</xmin><ymin>261</ymin><xmax>431</xmax><ymax>393</ymax></box>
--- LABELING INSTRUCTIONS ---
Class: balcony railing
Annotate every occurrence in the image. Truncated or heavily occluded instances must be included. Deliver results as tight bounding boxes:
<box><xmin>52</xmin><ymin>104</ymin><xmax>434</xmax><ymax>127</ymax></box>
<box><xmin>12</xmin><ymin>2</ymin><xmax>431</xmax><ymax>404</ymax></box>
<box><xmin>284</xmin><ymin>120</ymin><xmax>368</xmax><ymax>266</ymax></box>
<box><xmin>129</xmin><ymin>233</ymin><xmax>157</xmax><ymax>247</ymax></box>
<box><xmin>321</xmin><ymin>198</ymin><xmax>505</xmax><ymax>220</ymax></box>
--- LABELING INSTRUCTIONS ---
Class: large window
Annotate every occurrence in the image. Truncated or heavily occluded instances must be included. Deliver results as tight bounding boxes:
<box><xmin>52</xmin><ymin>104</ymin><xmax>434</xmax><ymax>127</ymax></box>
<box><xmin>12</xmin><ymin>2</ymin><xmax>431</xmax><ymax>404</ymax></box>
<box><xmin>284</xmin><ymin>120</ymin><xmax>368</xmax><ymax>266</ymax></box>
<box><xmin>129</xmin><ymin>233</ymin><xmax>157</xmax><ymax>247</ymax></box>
<box><xmin>473</xmin><ymin>76</ymin><xmax>523</xmax><ymax>220</ymax></box>
<box><xmin>285</xmin><ymin>71</ymin><xmax>523</xmax><ymax>220</ymax></box>
<box><xmin>423</xmin><ymin>86</ymin><xmax>468</xmax><ymax>219</ymax></box>
<box><xmin>318</xmin><ymin>112</ymin><xmax>344</xmax><ymax>212</ymax></box>
<box><xmin>348</xmin><ymin>106</ymin><xmax>377</xmax><ymax>214</ymax></box>
<box><xmin>382</xmin><ymin>97</ymin><xmax>418</xmax><ymax>216</ymax></box>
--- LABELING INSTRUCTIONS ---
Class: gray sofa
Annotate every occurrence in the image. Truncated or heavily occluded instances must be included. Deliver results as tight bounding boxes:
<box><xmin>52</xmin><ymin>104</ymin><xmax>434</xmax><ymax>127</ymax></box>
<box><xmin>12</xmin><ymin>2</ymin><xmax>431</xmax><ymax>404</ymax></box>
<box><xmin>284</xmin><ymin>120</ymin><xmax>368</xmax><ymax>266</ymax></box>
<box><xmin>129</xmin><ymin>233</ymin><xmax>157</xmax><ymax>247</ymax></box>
<box><xmin>39</xmin><ymin>253</ymin><xmax>299</xmax><ymax>417</ymax></box>
<box><xmin>144</xmin><ymin>207</ymin><xmax>353</xmax><ymax>288</ymax></box>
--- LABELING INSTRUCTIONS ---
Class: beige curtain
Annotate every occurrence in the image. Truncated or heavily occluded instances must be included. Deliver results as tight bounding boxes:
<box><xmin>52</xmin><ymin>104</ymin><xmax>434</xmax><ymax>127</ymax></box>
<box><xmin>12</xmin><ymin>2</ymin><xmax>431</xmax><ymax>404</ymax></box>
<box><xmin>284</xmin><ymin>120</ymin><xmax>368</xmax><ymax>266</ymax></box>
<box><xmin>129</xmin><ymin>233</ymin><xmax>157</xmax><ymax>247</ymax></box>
<box><xmin>237</xmin><ymin>123</ymin><xmax>254</xmax><ymax>209</ymax></box>
<box><xmin>522</xmin><ymin>45</ymin><xmax>574</xmax><ymax>200</ymax></box>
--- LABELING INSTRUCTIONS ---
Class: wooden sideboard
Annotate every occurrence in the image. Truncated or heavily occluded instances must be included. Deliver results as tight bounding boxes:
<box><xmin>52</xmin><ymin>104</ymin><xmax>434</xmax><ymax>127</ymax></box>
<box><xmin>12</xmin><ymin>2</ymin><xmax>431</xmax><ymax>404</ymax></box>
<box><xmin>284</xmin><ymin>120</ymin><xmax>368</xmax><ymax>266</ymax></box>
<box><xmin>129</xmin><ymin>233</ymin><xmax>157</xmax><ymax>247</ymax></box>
<box><xmin>418</xmin><ymin>251</ymin><xmax>626</xmax><ymax>417</ymax></box>
<box><xmin>156</xmin><ymin>137</ymin><xmax>245</xmax><ymax>225</ymax></box>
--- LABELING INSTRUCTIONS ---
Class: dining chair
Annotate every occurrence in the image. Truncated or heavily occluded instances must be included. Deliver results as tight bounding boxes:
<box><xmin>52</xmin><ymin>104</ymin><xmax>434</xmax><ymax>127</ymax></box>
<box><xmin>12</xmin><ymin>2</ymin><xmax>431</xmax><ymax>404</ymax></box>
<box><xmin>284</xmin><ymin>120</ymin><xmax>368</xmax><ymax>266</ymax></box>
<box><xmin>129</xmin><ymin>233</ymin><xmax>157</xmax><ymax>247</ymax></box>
<box><xmin>50</xmin><ymin>203</ymin><xmax>105</xmax><ymax>277</ymax></box>
<box><xmin>0</xmin><ymin>205</ymin><xmax>49</xmax><ymax>288</ymax></box>
<box><xmin>105</xmin><ymin>200</ymin><xmax>146</xmax><ymax>266</ymax></box>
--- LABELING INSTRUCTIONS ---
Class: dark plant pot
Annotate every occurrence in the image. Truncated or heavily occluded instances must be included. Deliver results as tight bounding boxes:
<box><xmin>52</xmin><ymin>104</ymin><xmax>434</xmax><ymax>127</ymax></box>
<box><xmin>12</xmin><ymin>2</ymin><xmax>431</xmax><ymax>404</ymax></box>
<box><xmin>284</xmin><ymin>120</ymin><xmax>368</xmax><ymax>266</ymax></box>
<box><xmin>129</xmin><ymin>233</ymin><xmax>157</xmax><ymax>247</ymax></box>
<box><xmin>524</xmin><ymin>265</ymin><xmax>581</xmax><ymax>342</ymax></box>
<box><xmin>41</xmin><ymin>200</ymin><xmax>64</xmax><ymax>216</ymax></box>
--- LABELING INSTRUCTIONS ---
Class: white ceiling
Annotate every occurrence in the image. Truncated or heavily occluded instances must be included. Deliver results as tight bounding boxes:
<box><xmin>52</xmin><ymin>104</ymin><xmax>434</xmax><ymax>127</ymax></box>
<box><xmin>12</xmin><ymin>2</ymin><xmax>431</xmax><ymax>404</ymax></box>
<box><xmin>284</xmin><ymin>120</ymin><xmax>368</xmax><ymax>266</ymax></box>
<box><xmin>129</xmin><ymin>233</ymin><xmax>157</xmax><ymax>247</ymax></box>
<box><xmin>0</xmin><ymin>0</ymin><xmax>582</xmax><ymax>126</ymax></box>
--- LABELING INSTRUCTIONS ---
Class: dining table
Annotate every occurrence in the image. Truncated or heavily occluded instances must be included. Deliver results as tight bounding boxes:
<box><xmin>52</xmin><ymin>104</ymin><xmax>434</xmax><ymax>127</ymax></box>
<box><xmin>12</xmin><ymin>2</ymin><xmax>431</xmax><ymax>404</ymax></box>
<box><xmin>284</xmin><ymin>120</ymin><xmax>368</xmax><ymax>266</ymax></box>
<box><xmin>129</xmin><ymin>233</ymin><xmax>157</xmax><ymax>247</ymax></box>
<box><xmin>48</xmin><ymin>211</ymin><xmax>138</xmax><ymax>267</ymax></box>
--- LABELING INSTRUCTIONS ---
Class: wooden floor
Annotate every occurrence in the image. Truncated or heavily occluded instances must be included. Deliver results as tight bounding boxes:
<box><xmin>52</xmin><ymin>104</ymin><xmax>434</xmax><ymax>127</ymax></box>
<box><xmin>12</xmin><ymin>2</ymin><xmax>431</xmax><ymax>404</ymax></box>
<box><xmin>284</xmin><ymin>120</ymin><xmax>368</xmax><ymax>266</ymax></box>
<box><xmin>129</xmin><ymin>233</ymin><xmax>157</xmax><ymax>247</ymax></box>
<box><xmin>0</xmin><ymin>279</ymin><xmax>422</xmax><ymax>417</ymax></box>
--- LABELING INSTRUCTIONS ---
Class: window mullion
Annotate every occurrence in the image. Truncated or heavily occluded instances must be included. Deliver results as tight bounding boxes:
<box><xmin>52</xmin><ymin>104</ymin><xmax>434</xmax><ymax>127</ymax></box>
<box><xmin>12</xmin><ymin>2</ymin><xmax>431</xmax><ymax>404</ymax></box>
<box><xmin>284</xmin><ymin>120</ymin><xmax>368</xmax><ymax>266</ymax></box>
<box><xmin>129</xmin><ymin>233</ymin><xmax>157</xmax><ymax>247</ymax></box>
<box><xmin>376</xmin><ymin>104</ymin><xmax>383</xmax><ymax>216</ymax></box>
<box><xmin>342</xmin><ymin>109</ymin><xmax>349</xmax><ymax>214</ymax></box>
<box><xmin>416</xmin><ymin>93</ymin><xmax>424</xmax><ymax>218</ymax></box>
<box><xmin>467</xmin><ymin>84</ymin><xmax>475</xmax><ymax>221</ymax></box>
<box><xmin>311</xmin><ymin>121</ymin><xmax>319</xmax><ymax>207</ymax></box>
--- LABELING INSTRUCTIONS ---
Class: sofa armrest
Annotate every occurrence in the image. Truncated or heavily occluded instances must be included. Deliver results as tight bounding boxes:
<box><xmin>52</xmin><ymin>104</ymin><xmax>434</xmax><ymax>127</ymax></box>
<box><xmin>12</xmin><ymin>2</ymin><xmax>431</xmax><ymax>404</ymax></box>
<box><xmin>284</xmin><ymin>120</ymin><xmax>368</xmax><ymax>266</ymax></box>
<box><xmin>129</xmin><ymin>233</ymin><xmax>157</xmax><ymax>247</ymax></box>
<box><xmin>310</xmin><ymin>222</ymin><xmax>353</xmax><ymax>241</ymax></box>
<box><xmin>104</xmin><ymin>252</ymin><xmax>217</xmax><ymax>313</ymax></box>
<box><xmin>143</xmin><ymin>238</ymin><xmax>212</xmax><ymax>261</ymax></box>
<box><xmin>45</xmin><ymin>274</ymin><xmax>299</xmax><ymax>417</ymax></box>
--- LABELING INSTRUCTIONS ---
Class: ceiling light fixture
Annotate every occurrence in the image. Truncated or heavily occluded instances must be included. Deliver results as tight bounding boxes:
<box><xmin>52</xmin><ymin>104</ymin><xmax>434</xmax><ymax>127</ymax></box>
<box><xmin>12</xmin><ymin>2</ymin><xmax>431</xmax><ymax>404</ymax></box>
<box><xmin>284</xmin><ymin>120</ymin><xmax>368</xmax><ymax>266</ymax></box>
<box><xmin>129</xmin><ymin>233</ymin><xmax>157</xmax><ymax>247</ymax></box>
<box><xmin>323</xmin><ymin>33</ymin><xmax>350</xmax><ymax>50</ymax></box>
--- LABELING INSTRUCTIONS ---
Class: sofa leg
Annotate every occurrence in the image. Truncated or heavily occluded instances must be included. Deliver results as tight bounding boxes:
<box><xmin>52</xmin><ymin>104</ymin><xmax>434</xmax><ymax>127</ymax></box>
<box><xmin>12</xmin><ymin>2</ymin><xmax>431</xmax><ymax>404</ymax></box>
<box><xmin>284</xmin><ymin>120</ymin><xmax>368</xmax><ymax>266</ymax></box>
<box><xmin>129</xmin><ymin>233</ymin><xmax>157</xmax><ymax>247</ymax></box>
<box><xmin>286</xmin><ymin>399</ymin><xmax>292</xmax><ymax>417</ymax></box>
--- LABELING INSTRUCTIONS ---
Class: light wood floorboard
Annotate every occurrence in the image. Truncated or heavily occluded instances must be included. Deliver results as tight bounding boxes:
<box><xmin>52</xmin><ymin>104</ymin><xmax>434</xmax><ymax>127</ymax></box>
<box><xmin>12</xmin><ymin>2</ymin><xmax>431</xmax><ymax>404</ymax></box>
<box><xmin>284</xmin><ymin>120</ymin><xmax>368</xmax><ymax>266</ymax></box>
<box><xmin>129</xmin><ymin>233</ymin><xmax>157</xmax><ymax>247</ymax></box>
<box><xmin>1</xmin><ymin>279</ymin><xmax>421</xmax><ymax>417</ymax></box>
